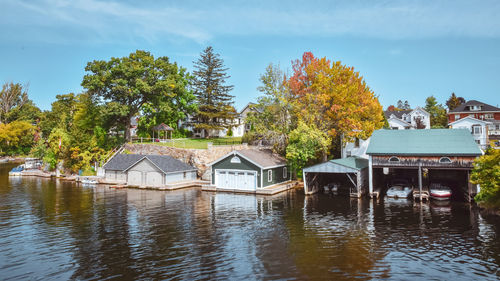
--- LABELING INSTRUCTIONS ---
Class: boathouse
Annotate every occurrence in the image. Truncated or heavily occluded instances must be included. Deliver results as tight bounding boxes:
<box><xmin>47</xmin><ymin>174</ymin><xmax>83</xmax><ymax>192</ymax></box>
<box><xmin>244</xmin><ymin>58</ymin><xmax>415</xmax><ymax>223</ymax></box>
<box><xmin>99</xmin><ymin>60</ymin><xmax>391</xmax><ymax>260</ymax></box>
<box><xmin>366</xmin><ymin>129</ymin><xmax>482</xmax><ymax>201</ymax></box>
<box><xmin>103</xmin><ymin>154</ymin><xmax>197</xmax><ymax>187</ymax></box>
<box><xmin>303</xmin><ymin>156</ymin><xmax>369</xmax><ymax>197</ymax></box>
<box><xmin>208</xmin><ymin>149</ymin><xmax>290</xmax><ymax>192</ymax></box>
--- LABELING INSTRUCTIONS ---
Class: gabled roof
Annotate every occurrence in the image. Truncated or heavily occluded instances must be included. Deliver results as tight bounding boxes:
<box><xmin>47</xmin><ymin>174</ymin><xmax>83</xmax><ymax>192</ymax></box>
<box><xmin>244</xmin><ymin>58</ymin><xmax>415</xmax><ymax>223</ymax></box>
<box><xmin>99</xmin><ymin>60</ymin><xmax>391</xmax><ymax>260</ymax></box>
<box><xmin>330</xmin><ymin>157</ymin><xmax>369</xmax><ymax>170</ymax></box>
<box><xmin>152</xmin><ymin>123</ymin><xmax>174</xmax><ymax>131</ymax></box>
<box><xmin>303</xmin><ymin>156</ymin><xmax>368</xmax><ymax>173</ymax></box>
<box><xmin>103</xmin><ymin>154</ymin><xmax>196</xmax><ymax>173</ymax></box>
<box><xmin>210</xmin><ymin>149</ymin><xmax>286</xmax><ymax>169</ymax></box>
<box><xmin>388</xmin><ymin>116</ymin><xmax>412</xmax><ymax>127</ymax></box>
<box><xmin>448</xmin><ymin>116</ymin><xmax>493</xmax><ymax>126</ymax></box>
<box><xmin>384</xmin><ymin>110</ymin><xmax>411</xmax><ymax>120</ymax></box>
<box><xmin>449</xmin><ymin>100</ymin><xmax>500</xmax><ymax>113</ymax></box>
<box><xmin>366</xmin><ymin>129</ymin><xmax>482</xmax><ymax>156</ymax></box>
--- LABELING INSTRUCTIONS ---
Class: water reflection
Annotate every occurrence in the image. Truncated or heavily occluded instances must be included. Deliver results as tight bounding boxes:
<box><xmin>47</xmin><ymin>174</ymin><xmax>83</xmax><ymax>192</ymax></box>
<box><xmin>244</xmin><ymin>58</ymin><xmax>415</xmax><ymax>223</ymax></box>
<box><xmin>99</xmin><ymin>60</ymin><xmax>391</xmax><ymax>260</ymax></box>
<box><xmin>0</xmin><ymin>164</ymin><xmax>499</xmax><ymax>280</ymax></box>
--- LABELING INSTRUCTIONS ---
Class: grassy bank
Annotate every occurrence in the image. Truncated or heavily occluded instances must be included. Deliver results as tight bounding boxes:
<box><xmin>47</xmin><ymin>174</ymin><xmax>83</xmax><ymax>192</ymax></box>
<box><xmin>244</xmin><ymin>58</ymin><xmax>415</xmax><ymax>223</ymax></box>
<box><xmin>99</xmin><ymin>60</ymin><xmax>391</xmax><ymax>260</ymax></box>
<box><xmin>131</xmin><ymin>137</ymin><xmax>242</xmax><ymax>149</ymax></box>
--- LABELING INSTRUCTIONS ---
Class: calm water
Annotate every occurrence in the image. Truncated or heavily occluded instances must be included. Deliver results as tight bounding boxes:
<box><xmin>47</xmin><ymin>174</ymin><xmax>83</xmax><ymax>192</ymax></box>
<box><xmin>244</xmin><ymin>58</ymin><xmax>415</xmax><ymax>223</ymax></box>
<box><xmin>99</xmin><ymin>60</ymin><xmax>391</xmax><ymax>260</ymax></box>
<box><xmin>1</xmin><ymin>163</ymin><xmax>499</xmax><ymax>280</ymax></box>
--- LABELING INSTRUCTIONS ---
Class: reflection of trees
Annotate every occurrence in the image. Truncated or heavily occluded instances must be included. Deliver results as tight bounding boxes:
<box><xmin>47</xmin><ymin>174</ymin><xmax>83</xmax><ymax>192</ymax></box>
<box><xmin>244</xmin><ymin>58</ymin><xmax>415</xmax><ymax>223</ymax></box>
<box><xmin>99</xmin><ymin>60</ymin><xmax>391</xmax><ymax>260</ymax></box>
<box><xmin>283</xmin><ymin>195</ymin><xmax>389</xmax><ymax>280</ymax></box>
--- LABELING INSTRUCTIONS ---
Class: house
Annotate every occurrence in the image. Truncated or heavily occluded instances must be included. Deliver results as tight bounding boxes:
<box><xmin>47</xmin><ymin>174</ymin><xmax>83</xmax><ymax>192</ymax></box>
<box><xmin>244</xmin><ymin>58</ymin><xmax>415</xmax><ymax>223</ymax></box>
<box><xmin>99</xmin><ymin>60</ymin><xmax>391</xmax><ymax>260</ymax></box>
<box><xmin>365</xmin><ymin>129</ymin><xmax>482</xmax><ymax>201</ymax></box>
<box><xmin>179</xmin><ymin>102</ymin><xmax>260</xmax><ymax>138</ymax></box>
<box><xmin>448</xmin><ymin>116</ymin><xmax>492</xmax><ymax>150</ymax></box>
<box><xmin>341</xmin><ymin>137</ymin><xmax>370</xmax><ymax>159</ymax></box>
<box><xmin>384</xmin><ymin>106</ymin><xmax>431</xmax><ymax>129</ymax></box>
<box><xmin>208</xmin><ymin>149</ymin><xmax>290</xmax><ymax>192</ymax></box>
<box><xmin>103</xmin><ymin>154</ymin><xmax>197</xmax><ymax>187</ymax></box>
<box><xmin>448</xmin><ymin>100</ymin><xmax>500</xmax><ymax>142</ymax></box>
<box><xmin>130</xmin><ymin>116</ymin><xmax>139</xmax><ymax>137</ymax></box>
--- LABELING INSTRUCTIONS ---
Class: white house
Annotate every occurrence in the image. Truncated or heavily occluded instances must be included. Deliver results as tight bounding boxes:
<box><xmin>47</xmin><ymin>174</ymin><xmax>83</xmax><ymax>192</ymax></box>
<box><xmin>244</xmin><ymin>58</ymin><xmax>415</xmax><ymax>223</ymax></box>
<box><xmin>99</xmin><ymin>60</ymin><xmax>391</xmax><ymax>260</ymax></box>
<box><xmin>385</xmin><ymin>107</ymin><xmax>431</xmax><ymax>130</ymax></box>
<box><xmin>179</xmin><ymin>102</ymin><xmax>259</xmax><ymax>138</ymax></box>
<box><xmin>448</xmin><ymin>116</ymin><xmax>492</xmax><ymax>150</ymax></box>
<box><xmin>341</xmin><ymin>137</ymin><xmax>370</xmax><ymax>159</ymax></box>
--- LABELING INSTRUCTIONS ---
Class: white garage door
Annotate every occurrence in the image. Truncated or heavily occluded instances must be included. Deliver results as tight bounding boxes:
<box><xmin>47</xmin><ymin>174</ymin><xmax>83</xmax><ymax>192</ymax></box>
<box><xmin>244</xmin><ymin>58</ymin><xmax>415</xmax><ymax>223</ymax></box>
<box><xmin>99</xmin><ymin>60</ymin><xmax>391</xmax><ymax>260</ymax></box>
<box><xmin>128</xmin><ymin>171</ymin><xmax>142</xmax><ymax>186</ymax></box>
<box><xmin>146</xmin><ymin>172</ymin><xmax>163</xmax><ymax>187</ymax></box>
<box><xmin>216</xmin><ymin>170</ymin><xmax>257</xmax><ymax>191</ymax></box>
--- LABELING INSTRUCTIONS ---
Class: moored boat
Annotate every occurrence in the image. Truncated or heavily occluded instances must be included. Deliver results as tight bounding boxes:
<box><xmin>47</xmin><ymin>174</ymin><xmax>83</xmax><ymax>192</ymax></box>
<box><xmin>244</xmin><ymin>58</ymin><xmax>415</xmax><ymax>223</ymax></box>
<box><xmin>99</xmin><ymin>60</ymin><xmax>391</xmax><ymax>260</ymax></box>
<box><xmin>429</xmin><ymin>183</ymin><xmax>452</xmax><ymax>200</ymax></box>
<box><xmin>81</xmin><ymin>177</ymin><xmax>98</xmax><ymax>185</ymax></box>
<box><xmin>9</xmin><ymin>165</ymin><xmax>24</xmax><ymax>176</ymax></box>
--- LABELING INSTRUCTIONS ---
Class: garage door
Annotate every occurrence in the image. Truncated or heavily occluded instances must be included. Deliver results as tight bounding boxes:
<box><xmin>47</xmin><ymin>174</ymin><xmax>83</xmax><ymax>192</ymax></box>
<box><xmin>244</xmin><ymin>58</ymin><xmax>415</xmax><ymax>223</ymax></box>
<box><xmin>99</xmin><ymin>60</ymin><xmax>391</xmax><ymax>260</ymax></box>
<box><xmin>216</xmin><ymin>170</ymin><xmax>256</xmax><ymax>191</ymax></box>
<box><xmin>146</xmin><ymin>172</ymin><xmax>163</xmax><ymax>187</ymax></box>
<box><xmin>128</xmin><ymin>171</ymin><xmax>142</xmax><ymax>186</ymax></box>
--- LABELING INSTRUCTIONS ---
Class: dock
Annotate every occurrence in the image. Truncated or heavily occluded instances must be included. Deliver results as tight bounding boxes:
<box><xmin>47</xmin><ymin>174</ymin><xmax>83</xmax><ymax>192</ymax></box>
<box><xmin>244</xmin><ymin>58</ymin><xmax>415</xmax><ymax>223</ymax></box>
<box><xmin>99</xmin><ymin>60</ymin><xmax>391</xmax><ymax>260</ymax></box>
<box><xmin>202</xmin><ymin>181</ymin><xmax>300</xmax><ymax>195</ymax></box>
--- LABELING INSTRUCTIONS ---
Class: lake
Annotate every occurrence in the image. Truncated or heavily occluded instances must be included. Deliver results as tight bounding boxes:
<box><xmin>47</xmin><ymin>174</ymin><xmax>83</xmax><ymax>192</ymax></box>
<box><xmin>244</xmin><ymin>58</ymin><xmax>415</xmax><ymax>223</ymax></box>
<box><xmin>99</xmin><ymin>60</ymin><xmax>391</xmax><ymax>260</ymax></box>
<box><xmin>0</xmin><ymin>163</ymin><xmax>499</xmax><ymax>280</ymax></box>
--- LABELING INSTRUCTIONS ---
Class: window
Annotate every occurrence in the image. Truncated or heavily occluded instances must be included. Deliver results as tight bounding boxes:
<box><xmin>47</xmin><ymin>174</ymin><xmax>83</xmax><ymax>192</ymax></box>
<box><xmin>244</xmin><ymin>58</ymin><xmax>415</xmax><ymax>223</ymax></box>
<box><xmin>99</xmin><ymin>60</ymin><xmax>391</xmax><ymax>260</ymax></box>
<box><xmin>439</xmin><ymin>157</ymin><xmax>452</xmax><ymax>163</ymax></box>
<box><xmin>268</xmin><ymin>170</ymin><xmax>272</xmax><ymax>182</ymax></box>
<box><xmin>230</xmin><ymin>156</ymin><xmax>241</xmax><ymax>163</ymax></box>
<box><xmin>354</xmin><ymin>138</ymin><xmax>360</xmax><ymax>148</ymax></box>
<box><xmin>391</xmin><ymin>127</ymin><xmax>399</xmax><ymax>130</ymax></box>
<box><xmin>283</xmin><ymin>167</ymin><xmax>287</xmax><ymax>178</ymax></box>
<box><xmin>476</xmin><ymin>140</ymin><xmax>480</xmax><ymax>144</ymax></box>
<box><xmin>388</xmin><ymin>156</ymin><xmax>400</xmax><ymax>163</ymax></box>
<box><xmin>183</xmin><ymin>172</ymin><xmax>187</xmax><ymax>179</ymax></box>
<box><xmin>484</xmin><ymin>114</ymin><xmax>494</xmax><ymax>119</ymax></box>
<box><xmin>472</xmin><ymin>126</ymin><xmax>482</xmax><ymax>135</ymax></box>
<box><xmin>454</xmin><ymin>114</ymin><xmax>460</xmax><ymax>120</ymax></box>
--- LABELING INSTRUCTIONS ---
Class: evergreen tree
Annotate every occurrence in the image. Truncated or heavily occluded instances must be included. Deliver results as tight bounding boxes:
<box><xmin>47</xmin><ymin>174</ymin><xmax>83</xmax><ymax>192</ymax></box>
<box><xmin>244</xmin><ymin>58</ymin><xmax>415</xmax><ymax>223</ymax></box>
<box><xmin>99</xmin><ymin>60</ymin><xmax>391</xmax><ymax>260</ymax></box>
<box><xmin>192</xmin><ymin>46</ymin><xmax>235</xmax><ymax>138</ymax></box>
<box><xmin>397</xmin><ymin>100</ymin><xmax>404</xmax><ymax>109</ymax></box>
<box><xmin>403</xmin><ymin>100</ymin><xmax>410</xmax><ymax>110</ymax></box>
<box><xmin>446</xmin><ymin>92</ymin><xmax>466</xmax><ymax>110</ymax></box>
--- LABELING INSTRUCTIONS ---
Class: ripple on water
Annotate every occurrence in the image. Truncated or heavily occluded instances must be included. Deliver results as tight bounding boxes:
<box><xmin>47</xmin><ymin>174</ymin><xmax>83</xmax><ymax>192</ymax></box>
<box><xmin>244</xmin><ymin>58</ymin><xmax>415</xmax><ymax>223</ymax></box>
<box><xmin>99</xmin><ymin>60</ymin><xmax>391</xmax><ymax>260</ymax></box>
<box><xmin>0</xmin><ymin>169</ymin><xmax>500</xmax><ymax>280</ymax></box>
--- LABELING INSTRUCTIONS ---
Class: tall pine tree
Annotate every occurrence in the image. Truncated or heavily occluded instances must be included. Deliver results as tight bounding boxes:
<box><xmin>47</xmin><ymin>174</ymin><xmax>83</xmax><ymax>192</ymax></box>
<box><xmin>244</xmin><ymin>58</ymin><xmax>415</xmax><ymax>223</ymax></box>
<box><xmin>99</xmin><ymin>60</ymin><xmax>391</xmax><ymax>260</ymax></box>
<box><xmin>192</xmin><ymin>46</ymin><xmax>235</xmax><ymax>138</ymax></box>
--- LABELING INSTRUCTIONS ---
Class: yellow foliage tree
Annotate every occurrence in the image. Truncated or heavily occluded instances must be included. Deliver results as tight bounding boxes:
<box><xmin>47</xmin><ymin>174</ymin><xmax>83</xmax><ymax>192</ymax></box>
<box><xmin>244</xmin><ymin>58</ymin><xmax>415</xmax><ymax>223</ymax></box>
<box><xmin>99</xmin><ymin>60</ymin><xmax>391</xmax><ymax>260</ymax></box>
<box><xmin>288</xmin><ymin>52</ymin><xmax>384</xmax><ymax>146</ymax></box>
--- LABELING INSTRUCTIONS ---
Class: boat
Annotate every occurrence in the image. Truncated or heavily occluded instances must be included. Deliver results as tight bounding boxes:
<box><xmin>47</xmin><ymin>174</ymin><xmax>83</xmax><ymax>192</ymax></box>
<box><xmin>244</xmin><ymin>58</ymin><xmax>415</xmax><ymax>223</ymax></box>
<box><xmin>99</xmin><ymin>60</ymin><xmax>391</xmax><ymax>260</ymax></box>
<box><xmin>429</xmin><ymin>183</ymin><xmax>452</xmax><ymax>200</ymax></box>
<box><xmin>386</xmin><ymin>179</ymin><xmax>413</xmax><ymax>199</ymax></box>
<box><xmin>9</xmin><ymin>165</ymin><xmax>24</xmax><ymax>176</ymax></box>
<box><xmin>0</xmin><ymin>159</ymin><xmax>9</xmax><ymax>164</ymax></box>
<box><xmin>81</xmin><ymin>177</ymin><xmax>98</xmax><ymax>185</ymax></box>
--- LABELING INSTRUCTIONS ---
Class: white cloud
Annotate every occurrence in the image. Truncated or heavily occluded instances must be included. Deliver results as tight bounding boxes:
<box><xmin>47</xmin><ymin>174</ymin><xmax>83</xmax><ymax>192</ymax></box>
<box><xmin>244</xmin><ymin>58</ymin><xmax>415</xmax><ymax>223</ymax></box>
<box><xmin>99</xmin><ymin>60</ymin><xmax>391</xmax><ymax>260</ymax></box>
<box><xmin>1</xmin><ymin>0</ymin><xmax>500</xmax><ymax>44</ymax></box>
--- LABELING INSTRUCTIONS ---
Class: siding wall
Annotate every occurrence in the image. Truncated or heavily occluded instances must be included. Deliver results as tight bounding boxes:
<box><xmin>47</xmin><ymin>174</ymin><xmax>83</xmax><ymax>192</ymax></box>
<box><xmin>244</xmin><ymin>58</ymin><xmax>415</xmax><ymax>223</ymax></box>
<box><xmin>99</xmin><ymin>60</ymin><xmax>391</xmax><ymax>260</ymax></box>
<box><xmin>263</xmin><ymin>166</ymin><xmax>289</xmax><ymax>187</ymax></box>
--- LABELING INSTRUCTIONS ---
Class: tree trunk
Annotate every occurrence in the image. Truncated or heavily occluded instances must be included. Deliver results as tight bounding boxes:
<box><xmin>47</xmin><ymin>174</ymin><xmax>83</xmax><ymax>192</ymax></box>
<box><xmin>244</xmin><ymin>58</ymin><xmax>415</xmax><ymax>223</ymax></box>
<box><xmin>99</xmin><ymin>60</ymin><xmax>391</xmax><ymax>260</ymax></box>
<box><xmin>125</xmin><ymin>115</ymin><xmax>132</xmax><ymax>142</ymax></box>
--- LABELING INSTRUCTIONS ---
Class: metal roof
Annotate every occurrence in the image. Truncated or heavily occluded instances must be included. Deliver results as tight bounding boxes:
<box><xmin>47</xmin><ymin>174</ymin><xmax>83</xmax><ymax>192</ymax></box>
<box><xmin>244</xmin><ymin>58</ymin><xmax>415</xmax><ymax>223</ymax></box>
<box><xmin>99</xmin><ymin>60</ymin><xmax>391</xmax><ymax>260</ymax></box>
<box><xmin>103</xmin><ymin>154</ymin><xmax>196</xmax><ymax>173</ymax></box>
<box><xmin>366</xmin><ymin>129</ymin><xmax>482</xmax><ymax>156</ymax></box>
<box><xmin>303</xmin><ymin>156</ymin><xmax>367</xmax><ymax>173</ymax></box>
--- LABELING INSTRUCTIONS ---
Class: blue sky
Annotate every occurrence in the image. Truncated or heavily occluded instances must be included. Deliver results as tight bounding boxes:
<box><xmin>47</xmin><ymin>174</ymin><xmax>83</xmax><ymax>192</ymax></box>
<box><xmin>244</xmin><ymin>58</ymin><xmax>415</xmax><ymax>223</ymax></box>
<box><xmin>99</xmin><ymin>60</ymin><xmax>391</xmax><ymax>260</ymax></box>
<box><xmin>1</xmin><ymin>0</ymin><xmax>499</xmax><ymax>111</ymax></box>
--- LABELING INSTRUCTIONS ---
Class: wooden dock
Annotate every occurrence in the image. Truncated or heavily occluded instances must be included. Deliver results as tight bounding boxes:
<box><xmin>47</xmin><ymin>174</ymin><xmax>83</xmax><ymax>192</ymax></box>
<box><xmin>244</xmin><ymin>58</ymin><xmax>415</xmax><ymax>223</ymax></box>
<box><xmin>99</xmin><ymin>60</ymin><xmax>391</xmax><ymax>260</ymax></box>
<box><xmin>413</xmin><ymin>190</ymin><xmax>430</xmax><ymax>201</ymax></box>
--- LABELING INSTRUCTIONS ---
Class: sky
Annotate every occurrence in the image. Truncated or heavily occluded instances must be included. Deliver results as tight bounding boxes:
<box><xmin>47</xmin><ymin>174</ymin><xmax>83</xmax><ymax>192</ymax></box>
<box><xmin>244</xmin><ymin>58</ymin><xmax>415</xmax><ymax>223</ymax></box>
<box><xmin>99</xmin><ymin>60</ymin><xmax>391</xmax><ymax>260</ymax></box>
<box><xmin>1</xmin><ymin>0</ymin><xmax>500</xmax><ymax>111</ymax></box>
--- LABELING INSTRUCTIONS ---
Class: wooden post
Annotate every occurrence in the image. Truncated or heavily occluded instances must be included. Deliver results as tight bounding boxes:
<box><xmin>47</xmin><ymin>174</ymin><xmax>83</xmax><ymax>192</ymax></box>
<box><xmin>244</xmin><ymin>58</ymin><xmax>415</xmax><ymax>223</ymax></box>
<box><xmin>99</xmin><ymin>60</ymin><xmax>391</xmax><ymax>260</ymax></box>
<box><xmin>467</xmin><ymin>170</ymin><xmax>472</xmax><ymax>202</ymax></box>
<box><xmin>368</xmin><ymin>155</ymin><xmax>373</xmax><ymax>197</ymax></box>
<box><xmin>418</xmin><ymin>162</ymin><xmax>423</xmax><ymax>201</ymax></box>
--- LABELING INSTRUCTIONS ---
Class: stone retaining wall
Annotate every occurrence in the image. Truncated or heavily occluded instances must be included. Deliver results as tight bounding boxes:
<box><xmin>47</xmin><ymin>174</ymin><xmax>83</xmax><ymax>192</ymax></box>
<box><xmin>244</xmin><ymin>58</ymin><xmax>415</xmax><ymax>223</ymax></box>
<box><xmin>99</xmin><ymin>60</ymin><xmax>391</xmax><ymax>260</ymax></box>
<box><xmin>123</xmin><ymin>143</ymin><xmax>268</xmax><ymax>180</ymax></box>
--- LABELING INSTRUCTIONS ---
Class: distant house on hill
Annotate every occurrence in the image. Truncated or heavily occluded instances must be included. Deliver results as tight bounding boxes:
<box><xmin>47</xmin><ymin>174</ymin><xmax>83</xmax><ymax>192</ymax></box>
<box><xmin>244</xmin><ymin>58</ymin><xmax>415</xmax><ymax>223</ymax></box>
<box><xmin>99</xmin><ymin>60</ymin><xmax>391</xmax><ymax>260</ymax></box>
<box><xmin>179</xmin><ymin>102</ymin><xmax>260</xmax><ymax>138</ymax></box>
<box><xmin>447</xmin><ymin>100</ymin><xmax>500</xmax><ymax>146</ymax></box>
<box><xmin>384</xmin><ymin>107</ymin><xmax>431</xmax><ymax>130</ymax></box>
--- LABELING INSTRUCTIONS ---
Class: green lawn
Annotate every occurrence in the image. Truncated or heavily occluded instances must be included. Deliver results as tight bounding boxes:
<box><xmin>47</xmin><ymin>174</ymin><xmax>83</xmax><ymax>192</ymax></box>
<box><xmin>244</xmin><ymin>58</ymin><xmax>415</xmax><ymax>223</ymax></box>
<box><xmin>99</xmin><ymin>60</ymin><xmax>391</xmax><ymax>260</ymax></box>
<box><xmin>133</xmin><ymin>137</ymin><xmax>242</xmax><ymax>149</ymax></box>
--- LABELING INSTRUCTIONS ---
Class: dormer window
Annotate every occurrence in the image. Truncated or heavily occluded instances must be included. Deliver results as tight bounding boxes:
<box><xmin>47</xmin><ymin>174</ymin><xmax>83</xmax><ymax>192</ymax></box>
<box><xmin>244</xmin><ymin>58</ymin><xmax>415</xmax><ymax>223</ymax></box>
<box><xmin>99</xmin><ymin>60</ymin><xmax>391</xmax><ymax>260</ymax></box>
<box><xmin>470</xmin><ymin>105</ymin><xmax>482</xmax><ymax>111</ymax></box>
<box><xmin>389</xmin><ymin>156</ymin><xmax>400</xmax><ymax>163</ymax></box>
<box><xmin>439</xmin><ymin>157</ymin><xmax>452</xmax><ymax>163</ymax></box>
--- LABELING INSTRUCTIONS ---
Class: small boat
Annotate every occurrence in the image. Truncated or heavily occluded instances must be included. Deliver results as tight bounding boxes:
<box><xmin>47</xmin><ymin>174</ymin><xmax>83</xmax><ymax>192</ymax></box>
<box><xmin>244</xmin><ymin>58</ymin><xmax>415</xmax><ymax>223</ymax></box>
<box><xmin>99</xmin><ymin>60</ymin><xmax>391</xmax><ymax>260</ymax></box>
<box><xmin>0</xmin><ymin>158</ymin><xmax>9</xmax><ymax>164</ymax></box>
<box><xmin>429</xmin><ymin>183</ymin><xmax>452</xmax><ymax>200</ymax></box>
<box><xmin>9</xmin><ymin>165</ymin><xmax>24</xmax><ymax>176</ymax></box>
<box><xmin>81</xmin><ymin>177</ymin><xmax>98</xmax><ymax>185</ymax></box>
<box><xmin>386</xmin><ymin>179</ymin><xmax>413</xmax><ymax>199</ymax></box>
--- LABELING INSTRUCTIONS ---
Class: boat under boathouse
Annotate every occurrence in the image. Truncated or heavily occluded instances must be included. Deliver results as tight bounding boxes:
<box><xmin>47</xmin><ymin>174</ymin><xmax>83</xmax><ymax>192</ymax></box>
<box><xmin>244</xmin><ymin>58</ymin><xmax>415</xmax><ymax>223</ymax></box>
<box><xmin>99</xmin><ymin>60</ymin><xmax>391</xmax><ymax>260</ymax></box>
<box><xmin>303</xmin><ymin>156</ymin><xmax>369</xmax><ymax>197</ymax></box>
<box><xmin>366</xmin><ymin>129</ymin><xmax>483</xmax><ymax>201</ymax></box>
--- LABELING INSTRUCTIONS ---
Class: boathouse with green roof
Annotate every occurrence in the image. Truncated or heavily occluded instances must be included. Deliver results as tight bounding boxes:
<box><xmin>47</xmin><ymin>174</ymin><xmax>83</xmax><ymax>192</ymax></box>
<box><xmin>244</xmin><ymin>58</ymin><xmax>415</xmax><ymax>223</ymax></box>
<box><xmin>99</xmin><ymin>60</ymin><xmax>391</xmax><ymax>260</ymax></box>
<box><xmin>302</xmin><ymin>156</ymin><xmax>369</xmax><ymax>197</ymax></box>
<box><xmin>366</xmin><ymin>129</ymin><xmax>483</xmax><ymax>201</ymax></box>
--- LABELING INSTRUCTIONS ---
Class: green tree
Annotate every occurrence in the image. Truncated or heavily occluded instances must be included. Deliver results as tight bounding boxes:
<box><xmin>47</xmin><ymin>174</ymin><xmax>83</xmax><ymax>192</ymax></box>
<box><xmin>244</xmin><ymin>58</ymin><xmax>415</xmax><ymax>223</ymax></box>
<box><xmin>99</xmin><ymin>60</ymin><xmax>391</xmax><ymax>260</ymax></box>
<box><xmin>424</xmin><ymin>96</ymin><xmax>447</xmax><ymax>128</ymax></box>
<box><xmin>472</xmin><ymin>149</ymin><xmax>500</xmax><ymax>208</ymax></box>
<box><xmin>5</xmin><ymin>100</ymin><xmax>41</xmax><ymax>124</ymax></box>
<box><xmin>286</xmin><ymin>121</ymin><xmax>331</xmax><ymax>177</ymax></box>
<box><xmin>0</xmin><ymin>121</ymin><xmax>35</xmax><ymax>155</ymax></box>
<box><xmin>82</xmin><ymin>50</ymin><xmax>192</xmax><ymax>141</ymax></box>
<box><xmin>0</xmin><ymin>82</ymin><xmax>29</xmax><ymax>123</ymax></box>
<box><xmin>245</xmin><ymin>63</ymin><xmax>295</xmax><ymax>154</ymax></box>
<box><xmin>192</xmin><ymin>46</ymin><xmax>235</xmax><ymax>138</ymax></box>
<box><xmin>445</xmin><ymin>92</ymin><xmax>466</xmax><ymax>110</ymax></box>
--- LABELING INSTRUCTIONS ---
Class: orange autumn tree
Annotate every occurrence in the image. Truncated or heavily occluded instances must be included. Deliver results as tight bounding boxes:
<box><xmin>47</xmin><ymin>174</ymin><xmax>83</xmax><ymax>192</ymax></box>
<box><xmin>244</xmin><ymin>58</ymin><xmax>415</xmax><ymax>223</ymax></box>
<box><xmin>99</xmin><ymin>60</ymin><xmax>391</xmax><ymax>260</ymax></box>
<box><xmin>288</xmin><ymin>52</ymin><xmax>384</xmax><ymax>150</ymax></box>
